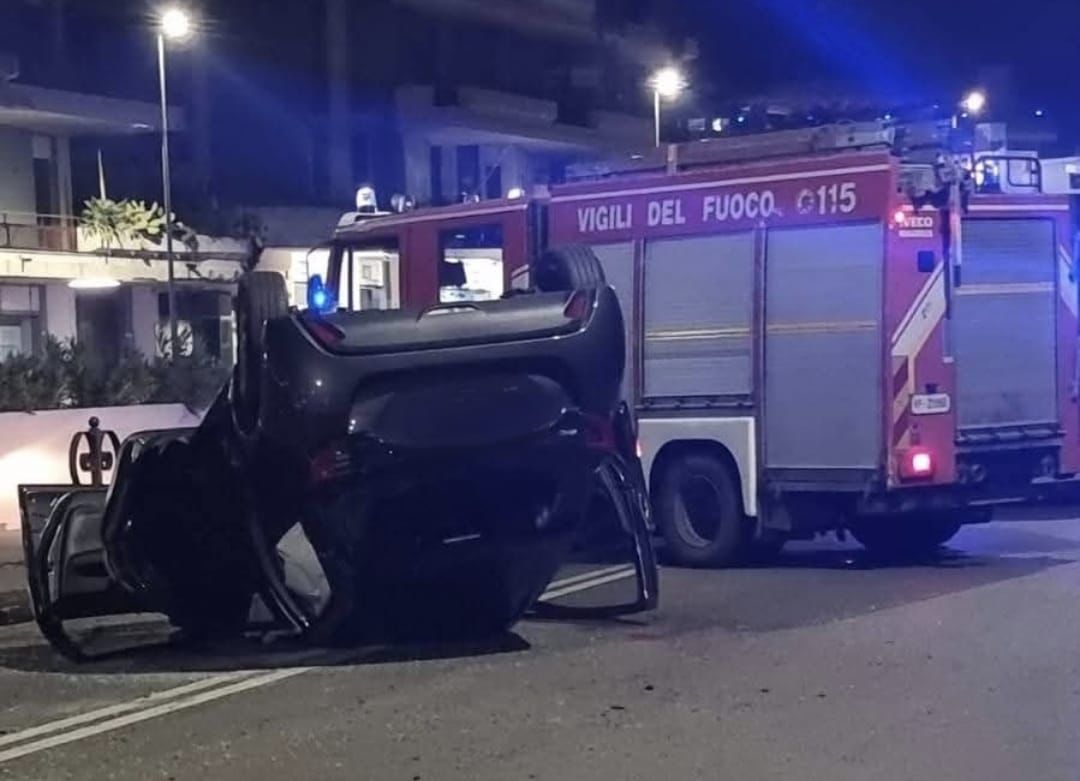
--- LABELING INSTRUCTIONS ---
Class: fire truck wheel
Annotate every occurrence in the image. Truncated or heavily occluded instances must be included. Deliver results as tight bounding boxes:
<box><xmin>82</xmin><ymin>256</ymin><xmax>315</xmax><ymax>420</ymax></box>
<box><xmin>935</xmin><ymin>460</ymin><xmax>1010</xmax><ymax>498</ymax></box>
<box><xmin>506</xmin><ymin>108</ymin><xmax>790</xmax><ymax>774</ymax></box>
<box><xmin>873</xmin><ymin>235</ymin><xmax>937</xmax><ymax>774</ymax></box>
<box><xmin>656</xmin><ymin>453</ymin><xmax>747</xmax><ymax>567</ymax></box>
<box><xmin>851</xmin><ymin>515</ymin><xmax>962</xmax><ymax>558</ymax></box>
<box><xmin>233</xmin><ymin>271</ymin><xmax>289</xmax><ymax>433</ymax></box>
<box><xmin>532</xmin><ymin>246</ymin><xmax>606</xmax><ymax>292</ymax></box>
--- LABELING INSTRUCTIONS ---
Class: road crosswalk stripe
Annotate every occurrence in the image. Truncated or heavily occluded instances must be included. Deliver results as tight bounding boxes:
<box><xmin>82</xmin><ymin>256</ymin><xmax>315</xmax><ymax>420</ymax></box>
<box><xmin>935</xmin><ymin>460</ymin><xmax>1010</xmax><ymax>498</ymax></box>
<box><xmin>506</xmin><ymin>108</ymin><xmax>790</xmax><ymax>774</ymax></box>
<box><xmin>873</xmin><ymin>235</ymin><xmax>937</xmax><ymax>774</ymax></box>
<box><xmin>0</xmin><ymin>564</ymin><xmax>629</xmax><ymax>765</ymax></box>
<box><xmin>0</xmin><ymin>667</ymin><xmax>311</xmax><ymax>765</ymax></box>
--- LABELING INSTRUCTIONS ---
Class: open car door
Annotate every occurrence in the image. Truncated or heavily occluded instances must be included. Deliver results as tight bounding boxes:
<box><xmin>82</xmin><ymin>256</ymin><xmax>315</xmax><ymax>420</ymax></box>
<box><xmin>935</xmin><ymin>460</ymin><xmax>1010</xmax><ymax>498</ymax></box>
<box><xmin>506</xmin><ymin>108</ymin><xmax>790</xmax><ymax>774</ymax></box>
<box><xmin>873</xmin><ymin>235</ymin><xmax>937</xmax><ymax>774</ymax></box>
<box><xmin>18</xmin><ymin>485</ymin><xmax>142</xmax><ymax>660</ymax></box>
<box><xmin>531</xmin><ymin>404</ymin><xmax>659</xmax><ymax>622</ymax></box>
<box><xmin>16</xmin><ymin>426</ymin><xmax>204</xmax><ymax>660</ymax></box>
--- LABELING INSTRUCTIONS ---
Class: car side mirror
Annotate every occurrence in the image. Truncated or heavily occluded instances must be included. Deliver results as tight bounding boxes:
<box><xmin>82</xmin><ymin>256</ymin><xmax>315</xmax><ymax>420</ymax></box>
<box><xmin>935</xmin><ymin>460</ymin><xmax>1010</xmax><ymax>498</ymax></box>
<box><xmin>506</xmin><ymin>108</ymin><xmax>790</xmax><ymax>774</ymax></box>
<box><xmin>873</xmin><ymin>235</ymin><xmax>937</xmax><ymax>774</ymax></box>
<box><xmin>917</xmin><ymin>251</ymin><xmax>936</xmax><ymax>273</ymax></box>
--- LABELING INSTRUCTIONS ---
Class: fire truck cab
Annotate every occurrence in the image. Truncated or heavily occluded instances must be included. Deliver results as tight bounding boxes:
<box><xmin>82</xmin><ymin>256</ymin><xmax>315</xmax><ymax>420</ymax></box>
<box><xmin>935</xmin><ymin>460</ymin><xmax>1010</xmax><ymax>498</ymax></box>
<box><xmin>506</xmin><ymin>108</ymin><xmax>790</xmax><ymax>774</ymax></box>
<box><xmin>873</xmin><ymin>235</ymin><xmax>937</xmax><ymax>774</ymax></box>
<box><xmin>324</xmin><ymin>121</ymin><xmax>1077</xmax><ymax>566</ymax></box>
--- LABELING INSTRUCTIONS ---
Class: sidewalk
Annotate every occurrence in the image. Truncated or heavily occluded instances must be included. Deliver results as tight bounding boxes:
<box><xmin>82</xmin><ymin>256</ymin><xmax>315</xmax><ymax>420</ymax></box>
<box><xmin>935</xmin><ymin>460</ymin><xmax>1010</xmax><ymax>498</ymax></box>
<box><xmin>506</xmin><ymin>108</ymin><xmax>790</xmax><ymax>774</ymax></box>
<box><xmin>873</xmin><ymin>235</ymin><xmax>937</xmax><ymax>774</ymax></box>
<box><xmin>0</xmin><ymin>533</ymin><xmax>30</xmax><ymax>625</ymax></box>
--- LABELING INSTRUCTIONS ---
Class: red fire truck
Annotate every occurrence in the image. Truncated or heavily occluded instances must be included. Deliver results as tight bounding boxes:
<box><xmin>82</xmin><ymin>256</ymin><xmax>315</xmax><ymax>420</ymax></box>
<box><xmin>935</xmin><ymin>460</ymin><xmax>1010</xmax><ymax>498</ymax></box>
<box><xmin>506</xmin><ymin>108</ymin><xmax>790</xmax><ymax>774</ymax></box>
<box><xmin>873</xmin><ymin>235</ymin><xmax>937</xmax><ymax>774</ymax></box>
<box><xmin>324</xmin><ymin>122</ymin><xmax>1077</xmax><ymax>566</ymax></box>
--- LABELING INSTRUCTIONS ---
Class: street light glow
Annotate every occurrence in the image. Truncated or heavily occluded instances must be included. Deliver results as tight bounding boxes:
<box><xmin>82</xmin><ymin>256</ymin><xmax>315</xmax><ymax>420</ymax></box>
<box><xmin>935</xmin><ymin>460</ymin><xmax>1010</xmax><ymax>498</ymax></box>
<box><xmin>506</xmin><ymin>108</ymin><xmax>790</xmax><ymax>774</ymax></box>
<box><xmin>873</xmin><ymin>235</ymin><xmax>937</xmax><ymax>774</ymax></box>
<box><xmin>962</xmin><ymin>90</ymin><xmax>987</xmax><ymax>115</ymax></box>
<box><xmin>160</xmin><ymin>7</ymin><xmax>191</xmax><ymax>40</ymax></box>
<box><xmin>651</xmin><ymin>67</ymin><xmax>686</xmax><ymax>100</ymax></box>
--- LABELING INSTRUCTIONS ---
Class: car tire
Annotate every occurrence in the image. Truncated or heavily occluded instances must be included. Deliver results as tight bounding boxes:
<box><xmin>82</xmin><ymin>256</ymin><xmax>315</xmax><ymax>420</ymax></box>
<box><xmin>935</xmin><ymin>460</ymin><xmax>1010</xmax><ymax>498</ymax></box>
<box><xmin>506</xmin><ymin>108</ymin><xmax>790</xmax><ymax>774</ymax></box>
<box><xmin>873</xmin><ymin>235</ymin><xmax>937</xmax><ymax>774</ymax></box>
<box><xmin>851</xmin><ymin>515</ymin><xmax>962</xmax><ymax>558</ymax></box>
<box><xmin>532</xmin><ymin>245</ymin><xmax>606</xmax><ymax>292</ymax></box>
<box><xmin>655</xmin><ymin>453</ymin><xmax>747</xmax><ymax>567</ymax></box>
<box><xmin>233</xmin><ymin>271</ymin><xmax>289</xmax><ymax>433</ymax></box>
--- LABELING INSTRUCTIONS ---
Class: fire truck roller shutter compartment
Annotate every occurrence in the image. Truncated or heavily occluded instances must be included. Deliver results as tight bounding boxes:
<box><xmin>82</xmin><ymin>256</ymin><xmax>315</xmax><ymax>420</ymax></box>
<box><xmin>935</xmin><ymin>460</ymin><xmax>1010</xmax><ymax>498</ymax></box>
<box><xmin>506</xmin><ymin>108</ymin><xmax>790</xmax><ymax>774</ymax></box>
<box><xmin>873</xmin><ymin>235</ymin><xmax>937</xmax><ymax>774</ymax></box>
<box><xmin>765</xmin><ymin>222</ymin><xmax>884</xmax><ymax>470</ymax></box>
<box><xmin>643</xmin><ymin>233</ymin><xmax>755</xmax><ymax>399</ymax></box>
<box><xmin>590</xmin><ymin>242</ymin><xmax>636</xmax><ymax>402</ymax></box>
<box><xmin>955</xmin><ymin>219</ymin><xmax>1057</xmax><ymax>430</ymax></box>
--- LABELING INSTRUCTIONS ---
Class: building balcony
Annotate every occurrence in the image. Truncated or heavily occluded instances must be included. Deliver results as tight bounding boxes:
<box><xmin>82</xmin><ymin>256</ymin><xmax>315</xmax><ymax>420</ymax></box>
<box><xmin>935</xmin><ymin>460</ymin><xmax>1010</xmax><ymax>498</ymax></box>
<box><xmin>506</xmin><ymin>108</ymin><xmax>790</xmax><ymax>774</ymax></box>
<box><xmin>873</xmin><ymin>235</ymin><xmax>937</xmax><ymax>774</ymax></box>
<box><xmin>0</xmin><ymin>209</ymin><xmax>249</xmax><ymax>288</ymax></box>
<box><xmin>0</xmin><ymin>82</ymin><xmax>179</xmax><ymax>136</ymax></box>
<box><xmin>396</xmin><ymin>84</ymin><xmax>652</xmax><ymax>153</ymax></box>
<box><xmin>0</xmin><ymin>211</ymin><xmax>77</xmax><ymax>252</ymax></box>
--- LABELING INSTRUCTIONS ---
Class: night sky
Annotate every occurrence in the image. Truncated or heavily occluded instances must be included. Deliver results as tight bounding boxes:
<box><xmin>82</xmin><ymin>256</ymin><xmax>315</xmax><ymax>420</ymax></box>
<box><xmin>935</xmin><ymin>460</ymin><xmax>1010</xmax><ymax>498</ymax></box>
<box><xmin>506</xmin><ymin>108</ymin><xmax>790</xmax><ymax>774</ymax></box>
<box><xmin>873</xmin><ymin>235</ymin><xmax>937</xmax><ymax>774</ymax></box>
<box><xmin>669</xmin><ymin>0</ymin><xmax>1080</xmax><ymax>129</ymax></box>
<box><xmin>7</xmin><ymin>0</ymin><xmax>1079</xmax><ymax>134</ymax></box>
<box><xmin>10</xmin><ymin>1</ymin><xmax>1078</xmax><ymax>104</ymax></box>
<box><xmin>5</xmin><ymin>0</ymin><xmax>1079</xmax><ymax>208</ymax></box>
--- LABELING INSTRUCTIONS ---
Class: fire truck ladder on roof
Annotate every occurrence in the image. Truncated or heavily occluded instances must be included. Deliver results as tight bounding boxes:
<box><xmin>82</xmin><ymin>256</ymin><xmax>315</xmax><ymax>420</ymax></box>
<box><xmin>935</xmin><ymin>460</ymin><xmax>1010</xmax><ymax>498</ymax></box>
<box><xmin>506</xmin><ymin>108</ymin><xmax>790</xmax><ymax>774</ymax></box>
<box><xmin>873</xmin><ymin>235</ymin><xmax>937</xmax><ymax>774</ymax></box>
<box><xmin>565</xmin><ymin>116</ymin><xmax>1023</xmax><ymax>181</ymax></box>
<box><xmin>566</xmin><ymin>121</ymin><xmax>898</xmax><ymax>181</ymax></box>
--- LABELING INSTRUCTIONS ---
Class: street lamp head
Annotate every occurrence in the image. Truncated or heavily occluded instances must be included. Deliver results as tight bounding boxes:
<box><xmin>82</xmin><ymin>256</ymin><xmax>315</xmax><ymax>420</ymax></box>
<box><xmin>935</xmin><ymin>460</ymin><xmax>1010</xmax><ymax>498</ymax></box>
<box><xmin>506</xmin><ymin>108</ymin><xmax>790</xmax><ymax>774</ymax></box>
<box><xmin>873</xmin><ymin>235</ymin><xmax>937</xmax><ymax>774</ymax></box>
<box><xmin>160</xmin><ymin>7</ymin><xmax>192</xmax><ymax>40</ymax></box>
<box><xmin>651</xmin><ymin>67</ymin><xmax>686</xmax><ymax>100</ymax></box>
<box><xmin>961</xmin><ymin>89</ymin><xmax>987</xmax><ymax>116</ymax></box>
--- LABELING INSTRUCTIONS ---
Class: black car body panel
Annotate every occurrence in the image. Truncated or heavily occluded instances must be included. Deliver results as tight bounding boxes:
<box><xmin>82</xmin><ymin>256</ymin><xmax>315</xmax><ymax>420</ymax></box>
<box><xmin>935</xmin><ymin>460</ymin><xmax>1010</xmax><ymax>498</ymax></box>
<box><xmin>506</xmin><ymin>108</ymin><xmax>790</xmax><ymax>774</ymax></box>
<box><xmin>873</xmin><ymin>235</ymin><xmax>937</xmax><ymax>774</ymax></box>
<box><xmin>17</xmin><ymin>278</ymin><xmax>656</xmax><ymax>658</ymax></box>
<box><xmin>257</xmin><ymin>287</ymin><xmax>625</xmax><ymax>458</ymax></box>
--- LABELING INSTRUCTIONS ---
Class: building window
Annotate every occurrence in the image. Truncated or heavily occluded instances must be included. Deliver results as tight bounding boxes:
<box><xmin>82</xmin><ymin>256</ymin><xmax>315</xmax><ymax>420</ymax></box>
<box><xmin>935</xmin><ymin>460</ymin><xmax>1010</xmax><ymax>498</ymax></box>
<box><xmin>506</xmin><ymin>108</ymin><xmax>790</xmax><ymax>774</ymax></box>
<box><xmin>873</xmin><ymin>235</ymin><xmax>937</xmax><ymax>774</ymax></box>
<box><xmin>456</xmin><ymin>145</ymin><xmax>480</xmax><ymax>201</ymax></box>
<box><xmin>484</xmin><ymin>164</ymin><xmax>502</xmax><ymax>200</ymax></box>
<box><xmin>0</xmin><ymin>284</ymin><xmax>43</xmax><ymax>359</ymax></box>
<box><xmin>157</xmin><ymin>290</ymin><xmax>234</xmax><ymax>363</ymax></box>
<box><xmin>430</xmin><ymin>145</ymin><xmax>444</xmax><ymax>205</ymax></box>
<box><xmin>76</xmin><ymin>288</ymin><xmax>125</xmax><ymax>369</ymax></box>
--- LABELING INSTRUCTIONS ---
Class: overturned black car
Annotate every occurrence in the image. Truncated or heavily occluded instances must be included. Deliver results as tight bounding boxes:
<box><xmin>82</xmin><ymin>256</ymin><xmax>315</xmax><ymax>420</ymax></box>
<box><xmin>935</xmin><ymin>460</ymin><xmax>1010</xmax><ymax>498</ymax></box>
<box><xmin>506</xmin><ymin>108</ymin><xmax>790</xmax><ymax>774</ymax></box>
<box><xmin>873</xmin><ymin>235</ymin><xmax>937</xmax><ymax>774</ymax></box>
<box><xmin>19</xmin><ymin>248</ymin><xmax>658</xmax><ymax>659</ymax></box>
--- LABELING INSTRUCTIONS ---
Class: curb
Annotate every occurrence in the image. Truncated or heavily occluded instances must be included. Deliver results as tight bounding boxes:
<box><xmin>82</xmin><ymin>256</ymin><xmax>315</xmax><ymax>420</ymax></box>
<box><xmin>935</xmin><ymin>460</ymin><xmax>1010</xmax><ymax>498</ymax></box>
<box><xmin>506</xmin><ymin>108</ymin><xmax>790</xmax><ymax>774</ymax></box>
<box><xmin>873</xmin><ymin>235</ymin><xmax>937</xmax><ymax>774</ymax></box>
<box><xmin>0</xmin><ymin>592</ymin><xmax>31</xmax><ymax>626</ymax></box>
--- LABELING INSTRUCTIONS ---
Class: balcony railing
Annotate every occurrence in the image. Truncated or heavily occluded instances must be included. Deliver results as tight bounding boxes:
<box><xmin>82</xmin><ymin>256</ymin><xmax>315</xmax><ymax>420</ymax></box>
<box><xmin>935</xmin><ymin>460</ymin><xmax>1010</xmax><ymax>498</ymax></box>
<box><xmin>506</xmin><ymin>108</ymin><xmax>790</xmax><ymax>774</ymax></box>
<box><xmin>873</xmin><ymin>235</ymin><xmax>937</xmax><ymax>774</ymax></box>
<box><xmin>0</xmin><ymin>212</ymin><xmax>79</xmax><ymax>252</ymax></box>
<box><xmin>0</xmin><ymin>211</ymin><xmax>250</xmax><ymax>263</ymax></box>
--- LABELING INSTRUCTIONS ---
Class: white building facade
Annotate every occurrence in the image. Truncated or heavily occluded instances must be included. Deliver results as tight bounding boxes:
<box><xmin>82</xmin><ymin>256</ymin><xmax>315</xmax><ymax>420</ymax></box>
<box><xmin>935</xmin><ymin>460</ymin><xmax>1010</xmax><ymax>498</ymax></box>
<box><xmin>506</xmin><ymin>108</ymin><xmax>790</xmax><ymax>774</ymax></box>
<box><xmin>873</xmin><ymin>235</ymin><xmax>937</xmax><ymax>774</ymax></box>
<box><xmin>0</xmin><ymin>80</ymin><xmax>244</xmax><ymax>364</ymax></box>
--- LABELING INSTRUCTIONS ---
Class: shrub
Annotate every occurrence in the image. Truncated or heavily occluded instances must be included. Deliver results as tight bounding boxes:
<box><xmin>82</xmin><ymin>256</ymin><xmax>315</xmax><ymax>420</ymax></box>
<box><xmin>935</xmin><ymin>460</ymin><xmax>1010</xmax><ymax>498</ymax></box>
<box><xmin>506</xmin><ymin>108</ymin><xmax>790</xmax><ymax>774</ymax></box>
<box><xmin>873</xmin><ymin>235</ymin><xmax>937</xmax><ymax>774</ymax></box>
<box><xmin>0</xmin><ymin>338</ymin><xmax>69</xmax><ymax>412</ymax></box>
<box><xmin>0</xmin><ymin>336</ymin><xmax>228</xmax><ymax>414</ymax></box>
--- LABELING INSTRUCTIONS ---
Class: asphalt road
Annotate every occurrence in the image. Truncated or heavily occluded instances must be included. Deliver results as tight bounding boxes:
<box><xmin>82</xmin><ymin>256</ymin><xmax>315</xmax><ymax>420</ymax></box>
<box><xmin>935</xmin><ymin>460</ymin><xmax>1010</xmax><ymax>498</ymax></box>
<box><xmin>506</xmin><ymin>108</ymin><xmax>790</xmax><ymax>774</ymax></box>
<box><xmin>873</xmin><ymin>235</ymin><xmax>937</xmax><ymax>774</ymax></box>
<box><xmin>1</xmin><ymin>515</ymin><xmax>1079</xmax><ymax>780</ymax></box>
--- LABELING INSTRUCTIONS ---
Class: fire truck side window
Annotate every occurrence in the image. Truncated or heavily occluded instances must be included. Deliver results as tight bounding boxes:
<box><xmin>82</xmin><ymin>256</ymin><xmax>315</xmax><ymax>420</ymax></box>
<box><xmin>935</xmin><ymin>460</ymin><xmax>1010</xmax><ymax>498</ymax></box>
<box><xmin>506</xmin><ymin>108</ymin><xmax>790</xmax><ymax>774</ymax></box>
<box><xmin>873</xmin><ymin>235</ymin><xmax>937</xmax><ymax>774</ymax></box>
<box><xmin>338</xmin><ymin>244</ymin><xmax>399</xmax><ymax>311</ymax></box>
<box><xmin>439</xmin><ymin>225</ymin><xmax>505</xmax><ymax>303</ymax></box>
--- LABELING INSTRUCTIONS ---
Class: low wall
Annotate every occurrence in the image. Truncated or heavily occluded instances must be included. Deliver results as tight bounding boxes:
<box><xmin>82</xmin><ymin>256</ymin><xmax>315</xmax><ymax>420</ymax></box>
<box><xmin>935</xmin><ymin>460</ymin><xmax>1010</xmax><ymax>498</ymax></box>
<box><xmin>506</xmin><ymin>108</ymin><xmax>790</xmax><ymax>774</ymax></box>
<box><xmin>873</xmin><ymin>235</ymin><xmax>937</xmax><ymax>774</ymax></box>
<box><xmin>0</xmin><ymin>404</ymin><xmax>203</xmax><ymax>532</ymax></box>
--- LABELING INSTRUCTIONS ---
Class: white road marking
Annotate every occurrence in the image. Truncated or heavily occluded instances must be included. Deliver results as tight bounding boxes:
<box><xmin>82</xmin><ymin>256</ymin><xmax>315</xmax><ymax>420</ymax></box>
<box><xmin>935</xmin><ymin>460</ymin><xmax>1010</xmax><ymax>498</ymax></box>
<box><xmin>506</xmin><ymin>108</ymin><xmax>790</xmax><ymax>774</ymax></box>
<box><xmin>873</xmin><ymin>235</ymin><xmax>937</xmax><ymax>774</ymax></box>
<box><xmin>540</xmin><ymin>566</ymin><xmax>637</xmax><ymax>601</ymax></box>
<box><xmin>0</xmin><ymin>672</ymin><xmax>254</xmax><ymax>749</ymax></box>
<box><xmin>0</xmin><ymin>564</ymin><xmax>631</xmax><ymax>765</ymax></box>
<box><xmin>0</xmin><ymin>667</ymin><xmax>311</xmax><ymax>765</ymax></box>
<box><xmin>543</xmin><ymin>564</ymin><xmax>635</xmax><ymax>593</ymax></box>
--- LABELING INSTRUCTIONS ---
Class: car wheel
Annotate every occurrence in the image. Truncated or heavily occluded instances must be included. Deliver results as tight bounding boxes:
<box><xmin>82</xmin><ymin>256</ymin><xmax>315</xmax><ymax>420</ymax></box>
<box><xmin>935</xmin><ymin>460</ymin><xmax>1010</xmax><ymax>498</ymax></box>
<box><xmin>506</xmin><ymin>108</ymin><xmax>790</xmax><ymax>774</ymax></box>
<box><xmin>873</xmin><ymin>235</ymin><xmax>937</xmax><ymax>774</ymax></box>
<box><xmin>851</xmin><ymin>515</ymin><xmax>962</xmax><ymax>558</ymax></box>
<box><xmin>233</xmin><ymin>271</ymin><xmax>288</xmax><ymax>434</ymax></box>
<box><xmin>655</xmin><ymin>453</ymin><xmax>747</xmax><ymax>567</ymax></box>
<box><xmin>532</xmin><ymin>245</ymin><xmax>606</xmax><ymax>292</ymax></box>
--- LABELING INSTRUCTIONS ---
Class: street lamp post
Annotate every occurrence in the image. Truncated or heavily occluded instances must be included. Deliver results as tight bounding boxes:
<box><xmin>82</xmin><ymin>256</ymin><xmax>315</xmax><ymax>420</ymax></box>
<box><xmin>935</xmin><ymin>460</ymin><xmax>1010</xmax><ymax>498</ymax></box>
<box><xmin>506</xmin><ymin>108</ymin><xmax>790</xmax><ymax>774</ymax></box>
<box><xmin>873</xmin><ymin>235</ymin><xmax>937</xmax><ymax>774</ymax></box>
<box><xmin>157</xmin><ymin>7</ymin><xmax>191</xmax><ymax>358</ymax></box>
<box><xmin>650</xmin><ymin>67</ymin><xmax>686</xmax><ymax>148</ymax></box>
<box><xmin>940</xmin><ymin>89</ymin><xmax>987</xmax><ymax>359</ymax></box>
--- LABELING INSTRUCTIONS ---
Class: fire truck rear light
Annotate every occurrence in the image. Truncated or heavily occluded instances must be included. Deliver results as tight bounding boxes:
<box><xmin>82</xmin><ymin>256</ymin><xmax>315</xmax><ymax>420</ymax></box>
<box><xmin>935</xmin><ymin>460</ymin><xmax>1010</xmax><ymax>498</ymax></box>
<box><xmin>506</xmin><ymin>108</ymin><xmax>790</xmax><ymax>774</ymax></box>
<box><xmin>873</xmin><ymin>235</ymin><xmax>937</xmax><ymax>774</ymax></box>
<box><xmin>893</xmin><ymin>208</ymin><xmax>907</xmax><ymax>226</ymax></box>
<box><xmin>911</xmin><ymin>451</ymin><xmax>933</xmax><ymax>475</ymax></box>
<box><xmin>897</xmin><ymin>448</ymin><xmax>936</xmax><ymax>482</ymax></box>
